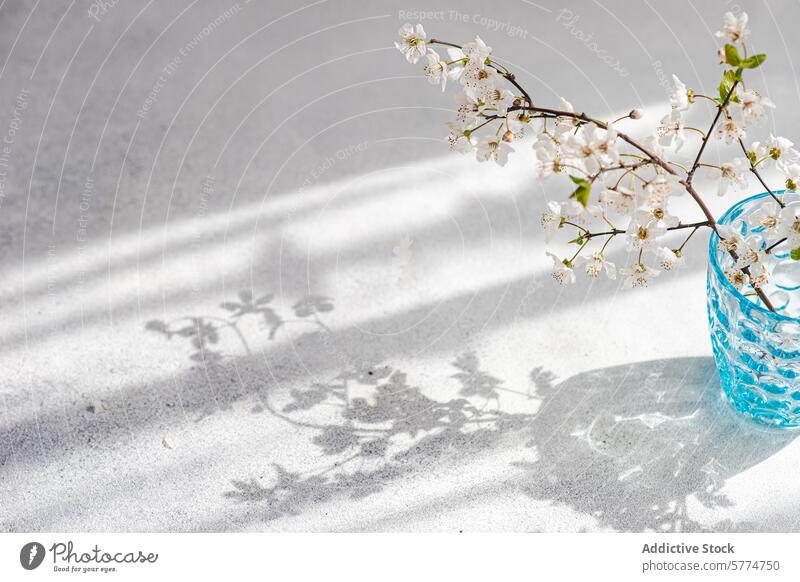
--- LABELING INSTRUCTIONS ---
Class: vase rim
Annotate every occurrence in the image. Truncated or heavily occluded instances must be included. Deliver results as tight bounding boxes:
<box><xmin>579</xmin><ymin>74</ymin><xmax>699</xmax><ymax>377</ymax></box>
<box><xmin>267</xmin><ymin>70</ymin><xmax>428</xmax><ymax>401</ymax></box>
<box><xmin>708</xmin><ymin>190</ymin><xmax>800</xmax><ymax>324</ymax></box>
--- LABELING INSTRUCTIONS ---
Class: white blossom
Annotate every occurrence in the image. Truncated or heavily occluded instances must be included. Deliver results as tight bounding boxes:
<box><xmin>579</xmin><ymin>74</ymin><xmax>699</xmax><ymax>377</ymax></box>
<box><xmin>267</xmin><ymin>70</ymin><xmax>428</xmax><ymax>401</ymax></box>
<box><xmin>643</xmin><ymin>134</ymin><xmax>669</xmax><ymax>160</ymax></box>
<box><xmin>716</xmin><ymin>104</ymin><xmax>746</xmax><ymax>144</ymax></box>
<box><xmin>718</xmin><ymin>159</ymin><xmax>747</xmax><ymax>196</ymax></box>
<box><xmin>557</xmin><ymin>199</ymin><xmax>601</xmax><ymax>226</ymax></box>
<box><xmin>717</xmin><ymin>224</ymin><xmax>747</xmax><ymax>255</ymax></box>
<box><xmin>475</xmin><ymin>135</ymin><xmax>513</xmax><ymax>166</ymax></box>
<box><xmin>445</xmin><ymin>47</ymin><xmax>466</xmax><ymax>81</ymax></box>
<box><xmin>395</xmin><ymin>23</ymin><xmax>427</xmax><ymax>64</ymax></box>
<box><xmin>461</xmin><ymin>65</ymin><xmax>503</xmax><ymax>102</ymax></box>
<box><xmin>458</xmin><ymin>37</ymin><xmax>498</xmax><ymax>101</ymax></box>
<box><xmin>748</xmin><ymin>141</ymin><xmax>767</xmax><ymax>165</ymax></box>
<box><xmin>735</xmin><ymin>244</ymin><xmax>764</xmax><ymax>270</ymax></box>
<box><xmin>446</xmin><ymin>122</ymin><xmax>474</xmax><ymax>153</ymax></box>
<box><xmin>643</xmin><ymin>173</ymin><xmax>682</xmax><ymax>205</ymax></box>
<box><xmin>774</xmin><ymin>140</ymin><xmax>800</xmax><ymax>175</ymax></box>
<box><xmin>555</xmin><ymin>97</ymin><xmax>578</xmax><ymax>135</ymax></box>
<box><xmin>540</xmin><ymin>200</ymin><xmax>563</xmax><ymax>241</ymax></box>
<box><xmin>749</xmin><ymin>265</ymin><xmax>770</xmax><ymax>289</ymax></box>
<box><xmin>670</xmin><ymin>75</ymin><xmax>690</xmax><ymax>112</ymax></box>
<box><xmin>506</xmin><ymin>109</ymin><xmax>539</xmax><ymax>136</ymax></box>
<box><xmin>783</xmin><ymin>162</ymin><xmax>800</xmax><ymax>191</ymax></box>
<box><xmin>533</xmin><ymin>136</ymin><xmax>561</xmax><ymax>178</ymax></box>
<box><xmin>776</xmin><ymin>205</ymin><xmax>800</xmax><ymax>247</ymax></box>
<box><xmin>657</xmin><ymin>111</ymin><xmax>686</xmax><ymax>151</ymax></box>
<box><xmin>620</xmin><ymin>262</ymin><xmax>660</xmax><ymax>288</ymax></box>
<box><xmin>461</xmin><ymin>36</ymin><xmax>492</xmax><ymax>67</ymax></box>
<box><xmin>738</xmin><ymin>90</ymin><xmax>775</xmax><ymax>124</ymax></box>
<box><xmin>574</xmin><ymin>202</ymin><xmax>604</xmax><ymax>224</ymax></box>
<box><xmin>547</xmin><ymin>252</ymin><xmax>576</xmax><ymax>285</ymax></box>
<box><xmin>716</xmin><ymin>11</ymin><xmax>749</xmax><ymax>43</ymax></box>
<box><xmin>455</xmin><ymin>92</ymin><xmax>481</xmax><ymax>125</ymax></box>
<box><xmin>724</xmin><ymin>267</ymin><xmax>746</xmax><ymax>290</ymax></box>
<box><xmin>482</xmin><ymin>87</ymin><xmax>516</xmax><ymax>114</ymax></box>
<box><xmin>748</xmin><ymin>200</ymin><xmax>781</xmax><ymax>234</ymax></box>
<box><xmin>564</xmin><ymin>122</ymin><xmax>619</xmax><ymax>174</ymax></box>
<box><xmin>656</xmin><ymin>247</ymin><xmax>685</xmax><ymax>271</ymax></box>
<box><xmin>750</xmin><ymin>135</ymin><xmax>798</xmax><ymax>173</ymax></box>
<box><xmin>423</xmin><ymin>49</ymin><xmax>449</xmax><ymax>91</ymax></box>
<box><xmin>575</xmin><ymin>253</ymin><xmax>616</xmax><ymax>279</ymax></box>
<box><xmin>639</xmin><ymin>202</ymin><xmax>679</xmax><ymax>228</ymax></box>
<box><xmin>599</xmin><ymin>185</ymin><xmax>636</xmax><ymax>216</ymax></box>
<box><xmin>626</xmin><ymin>216</ymin><xmax>667</xmax><ymax>253</ymax></box>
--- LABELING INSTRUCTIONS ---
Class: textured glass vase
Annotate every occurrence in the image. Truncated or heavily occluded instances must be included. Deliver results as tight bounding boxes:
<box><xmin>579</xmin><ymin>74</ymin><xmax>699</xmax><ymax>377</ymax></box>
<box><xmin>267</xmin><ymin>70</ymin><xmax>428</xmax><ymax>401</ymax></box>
<box><xmin>707</xmin><ymin>191</ymin><xmax>800</xmax><ymax>428</ymax></box>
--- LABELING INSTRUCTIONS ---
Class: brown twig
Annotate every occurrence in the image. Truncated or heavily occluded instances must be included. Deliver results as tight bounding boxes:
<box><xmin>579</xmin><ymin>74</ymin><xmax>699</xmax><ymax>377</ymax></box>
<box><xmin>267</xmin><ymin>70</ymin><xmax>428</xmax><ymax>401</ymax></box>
<box><xmin>765</xmin><ymin>237</ymin><xmax>788</xmax><ymax>254</ymax></box>
<box><xmin>737</xmin><ymin>136</ymin><xmax>785</xmax><ymax>208</ymax></box>
<box><xmin>584</xmin><ymin>220</ymin><xmax>711</xmax><ymax>240</ymax></box>
<box><xmin>686</xmin><ymin>81</ymin><xmax>738</xmax><ymax>185</ymax></box>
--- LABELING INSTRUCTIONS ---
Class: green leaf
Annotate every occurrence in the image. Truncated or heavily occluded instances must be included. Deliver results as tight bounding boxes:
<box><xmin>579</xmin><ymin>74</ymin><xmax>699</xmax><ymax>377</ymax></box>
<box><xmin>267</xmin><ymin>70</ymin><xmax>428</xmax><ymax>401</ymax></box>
<box><xmin>717</xmin><ymin>69</ymin><xmax>738</xmax><ymax>103</ymax></box>
<box><xmin>724</xmin><ymin>44</ymin><xmax>741</xmax><ymax>66</ymax></box>
<box><xmin>568</xmin><ymin>176</ymin><xmax>591</xmax><ymax>207</ymax></box>
<box><xmin>740</xmin><ymin>53</ymin><xmax>767</xmax><ymax>69</ymax></box>
<box><xmin>791</xmin><ymin>247</ymin><xmax>800</xmax><ymax>261</ymax></box>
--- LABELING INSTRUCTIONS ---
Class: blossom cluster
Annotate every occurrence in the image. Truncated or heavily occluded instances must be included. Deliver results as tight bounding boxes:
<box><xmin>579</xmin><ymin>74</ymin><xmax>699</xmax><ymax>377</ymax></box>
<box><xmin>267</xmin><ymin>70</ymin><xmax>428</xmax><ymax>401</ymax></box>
<box><xmin>396</xmin><ymin>13</ymin><xmax>799</xmax><ymax>309</ymax></box>
<box><xmin>396</xmin><ymin>23</ymin><xmax>520</xmax><ymax>163</ymax></box>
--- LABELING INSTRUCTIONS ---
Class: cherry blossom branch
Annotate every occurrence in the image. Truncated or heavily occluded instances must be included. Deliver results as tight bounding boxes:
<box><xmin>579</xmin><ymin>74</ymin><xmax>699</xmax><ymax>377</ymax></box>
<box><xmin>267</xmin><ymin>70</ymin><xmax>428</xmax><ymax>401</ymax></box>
<box><xmin>410</xmin><ymin>24</ymin><xmax>780</xmax><ymax>311</ymax></box>
<box><xmin>686</xmin><ymin>80</ymin><xmax>739</xmax><ymax>185</ymax></box>
<box><xmin>513</xmin><ymin>103</ymin><xmax>777</xmax><ymax>312</ymax></box>
<box><xmin>430</xmin><ymin>38</ymin><xmax>533</xmax><ymax>105</ymax></box>
<box><xmin>512</xmin><ymin>105</ymin><xmax>718</xmax><ymax>222</ymax></box>
<box><xmin>738</xmin><ymin>136</ymin><xmax>785</xmax><ymax>208</ymax></box>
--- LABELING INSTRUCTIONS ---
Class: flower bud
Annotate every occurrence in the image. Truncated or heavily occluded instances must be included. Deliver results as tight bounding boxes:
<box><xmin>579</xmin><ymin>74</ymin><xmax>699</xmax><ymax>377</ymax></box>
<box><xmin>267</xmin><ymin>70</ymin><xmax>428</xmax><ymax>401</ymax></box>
<box><xmin>629</xmin><ymin>108</ymin><xmax>643</xmax><ymax>120</ymax></box>
<box><xmin>503</xmin><ymin>130</ymin><xmax>515</xmax><ymax>143</ymax></box>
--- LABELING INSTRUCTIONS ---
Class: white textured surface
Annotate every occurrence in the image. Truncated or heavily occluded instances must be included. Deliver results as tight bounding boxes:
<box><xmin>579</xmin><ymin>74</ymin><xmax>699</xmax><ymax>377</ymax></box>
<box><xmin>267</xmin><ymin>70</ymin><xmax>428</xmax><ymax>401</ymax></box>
<box><xmin>1</xmin><ymin>0</ymin><xmax>799</xmax><ymax>532</ymax></box>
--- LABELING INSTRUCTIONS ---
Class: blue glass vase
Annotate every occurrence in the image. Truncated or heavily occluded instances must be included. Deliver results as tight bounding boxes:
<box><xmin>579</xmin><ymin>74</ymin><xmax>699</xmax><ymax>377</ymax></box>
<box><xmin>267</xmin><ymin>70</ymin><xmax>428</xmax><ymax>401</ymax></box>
<box><xmin>707</xmin><ymin>191</ymin><xmax>800</xmax><ymax>428</ymax></box>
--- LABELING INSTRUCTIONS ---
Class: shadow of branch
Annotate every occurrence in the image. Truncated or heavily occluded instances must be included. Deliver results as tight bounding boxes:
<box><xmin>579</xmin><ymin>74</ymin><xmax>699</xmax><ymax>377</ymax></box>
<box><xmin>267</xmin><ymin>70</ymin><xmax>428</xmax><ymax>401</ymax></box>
<box><xmin>218</xmin><ymin>347</ymin><xmax>795</xmax><ymax>531</ymax></box>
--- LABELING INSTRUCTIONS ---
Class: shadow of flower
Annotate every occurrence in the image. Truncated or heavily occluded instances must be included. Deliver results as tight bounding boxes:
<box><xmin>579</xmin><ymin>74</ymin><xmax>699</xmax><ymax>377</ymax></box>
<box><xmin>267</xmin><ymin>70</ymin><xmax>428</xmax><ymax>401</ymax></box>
<box><xmin>145</xmin><ymin>291</ymin><xmax>796</xmax><ymax>531</ymax></box>
<box><xmin>225</xmin><ymin>356</ymin><xmax>795</xmax><ymax>530</ymax></box>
